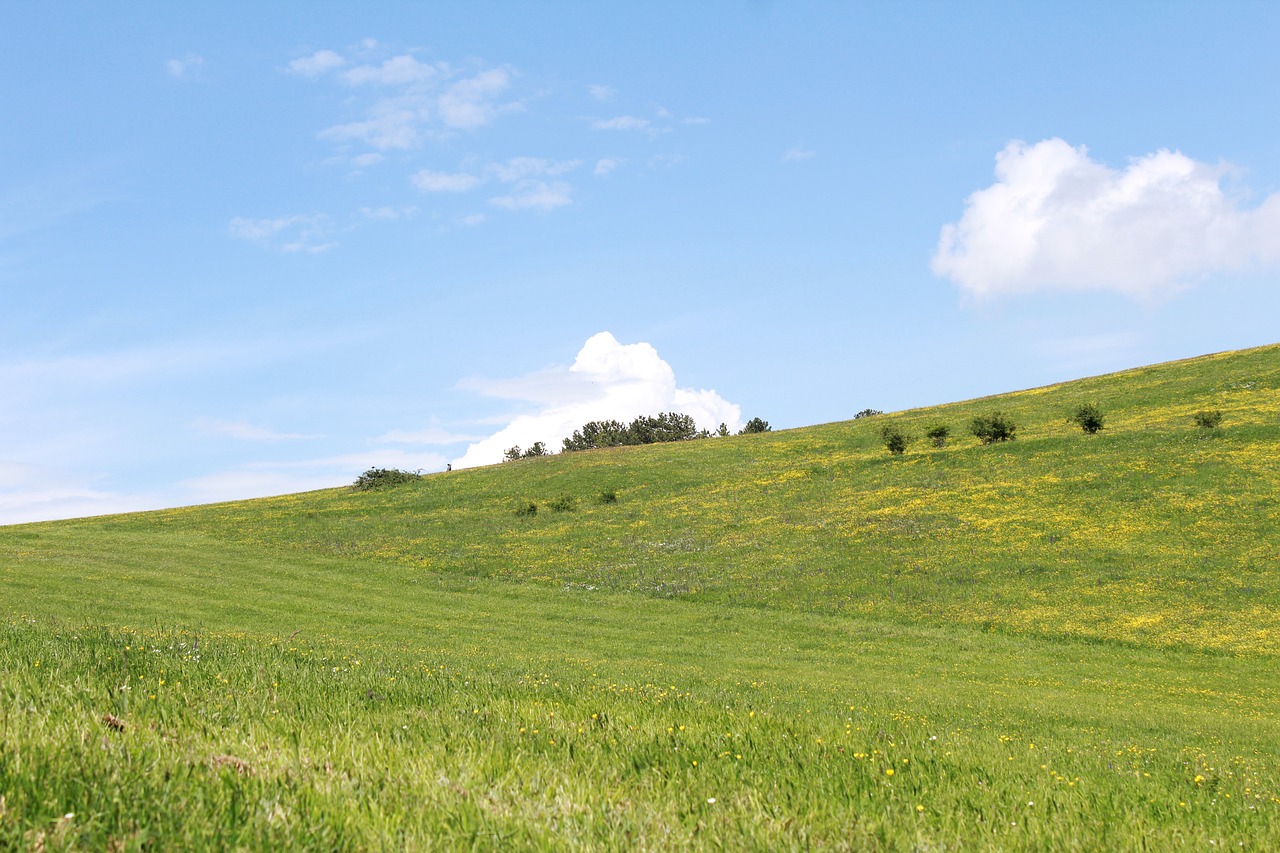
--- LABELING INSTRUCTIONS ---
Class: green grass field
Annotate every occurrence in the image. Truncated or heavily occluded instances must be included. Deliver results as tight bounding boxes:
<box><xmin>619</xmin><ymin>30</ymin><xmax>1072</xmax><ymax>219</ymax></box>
<box><xmin>3</xmin><ymin>343</ymin><xmax>1279</xmax><ymax>850</ymax></box>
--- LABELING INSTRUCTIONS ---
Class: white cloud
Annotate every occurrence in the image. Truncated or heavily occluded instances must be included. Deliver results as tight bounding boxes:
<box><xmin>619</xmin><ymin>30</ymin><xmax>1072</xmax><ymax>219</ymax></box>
<box><xmin>359</xmin><ymin>205</ymin><xmax>417</xmax><ymax>219</ymax></box>
<box><xmin>342</xmin><ymin>54</ymin><xmax>443</xmax><ymax>86</ymax></box>
<box><xmin>319</xmin><ymin>99</ymin><xmax>429</xmax><ymax>151</ymax></box>
<box><xmin>166</xmin><ymin>54</ymin><xmax>204</xmax><ymax>78</ymax></box>
<box><xmin>298</xmin><ymin>48</ymin><xmax>522</xmax><ymax>152</ymax></box>
<box><xmin>376</xmin><ymin>427</ymin><xmax>486</xmax><ymax>445</ymax></box>
<box><xmin>594</xmin><ymin>158</ymin><xmax>621</xmax><ymax>176</ymax></box>
<box><xmin>191</xmin><ymin>418</ymin><xmax>318</xmax><ymax>442</ymax></box>
<box><xmin>490</xmin><ymin>180</ymin><xmax>573</xmax><ymax>212</ymax></box>
<box><xmin>177</xmin><ymin>450</ymin><xmax>447</xmax><ymax>505</ymax></box>
<box><xmin>592</xmin><ymin>115</ymin><xmax>652</xmax><ymax>132</ymax></box>
<box><xmin>287</xmin><ymin>50</ymin><xmax>347</xmax><ymax>77</ymax></box>
<box><xmin>352</xmin><ymin>152</ymin><xmax>384</xmax><ymax>168</ymax></box>
<box><xmin>933</xmin><ymin>138</ymin><xmax>1280</xmax><ymax>299</ymax></box>
<box><xmin>437</xmin><ymin>68</ymin><xmax>520</xmax><ymax>129</ymax></box>
<box><xmin>411</xmin><ymin>169</ymin><xmax>482</xmax><ymax>193</ymax></box>
<box><xmin>588</xmin><ymin>84</ymin><xmax>617</xmax><ymax>101</ymax></box>
<box><xmin>488</xmin><ymin>157</ymin><xmax>579</xmax><ymax>182</ymax></box>
<box><xmin>783</xmin><ymin>145</ymin><xmax>815</xmax><ymax>162</ymax></box>
<box><xmin>459</xmin><ymin>213</ymin><xmax>486</xmax><ymax>226</ymax></box>
<box><xmin>0</xmin><ymin>461</ymin><xmax>153</xmax><ymax>525</ymax></box>
<box><xmin>228</xmin><ymin>214</ymin><xmax>334</xmax><ymax>253</ymax></box>
<box><xmin>453</xmin><ymin>332</ymin><xmax>742</xmax><ymax>468</ymax></box>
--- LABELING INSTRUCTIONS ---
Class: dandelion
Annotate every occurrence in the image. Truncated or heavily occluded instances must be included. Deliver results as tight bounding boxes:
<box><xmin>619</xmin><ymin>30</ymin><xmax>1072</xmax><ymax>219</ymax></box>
<box><xmin>916</xmin><ymin>805</ymin><xmax>925</xmax><ymax>813</ymax></box>
<box><xmin>885</xmin><ymin>768</ymin><xmax>894</xmax><ymax>776</ymax></box>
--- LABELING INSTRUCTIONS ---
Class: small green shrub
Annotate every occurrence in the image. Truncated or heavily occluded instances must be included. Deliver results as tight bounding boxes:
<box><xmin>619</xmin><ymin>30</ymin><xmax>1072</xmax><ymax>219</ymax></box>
<box><xmin>853</xmin><ymin>408</ymin><xmax>883</xmax><ymax>419</ymax></box>
<box><xmin>514</xmin><ymin>501</ymin><xmax>538</xmax><ymax>517</ymax></box>
<box><xmin>598</xmin><ymin>489</ymin><xmax>619</xmax><ymax>505</ymax></box>
<box><xmin>879</xmin><ymin>423</ymin><xmax>910</xmax><ymax>455</ymax></box>
<box><xmin>739</xmin><ymin>417</ymin><xmax>772</xmax><ymax>435</ymax></box>
<box><xmin>548</xmin><ymin>494</ymin><xmax>577</xmax><ymax>513</ymax></box>
<box><xmin>1194</xmin><ymin>410</ymin><xmax>1223</xmax><ymax>430</ymax></box>
<box><xmin>1069</xmin><ymin>403</ymin><xmax>1106</xmax><ymax>434</ymax></box>
<box><xmin>970</xmin><ymin>411</ymin><xmax>1017</xmax><ymax>444</ymax></box>
<box><xmin>925</xmin><ymin>424</ymin><xmax>950</xmax><ymax>447</ymax></box>
<box><xmin>353</xmin><ymin>467</ymin><xmax>423</xmax><ymax>491</ymax></box>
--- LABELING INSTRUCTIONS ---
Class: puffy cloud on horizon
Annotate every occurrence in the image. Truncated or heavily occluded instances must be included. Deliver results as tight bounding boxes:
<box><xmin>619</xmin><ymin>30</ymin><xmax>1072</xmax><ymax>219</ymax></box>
<box><xmin>452</xmin><ymin>332</ymin><xmax>742</xmax><ymax>469</ymax></box>
<box><xmin>933</xmin><ymin>138</ymin><xmax>1280</xmax><ymax>299</ymax></box>
<box><xmin>0</xmin><ymin>460</ymin><xmax>152</xmax><ymax>525</ymax></box>
<box><xmin>176</xmin><ymin>449</ymin><xmax>448</xmax><ymax>506</ymax></box>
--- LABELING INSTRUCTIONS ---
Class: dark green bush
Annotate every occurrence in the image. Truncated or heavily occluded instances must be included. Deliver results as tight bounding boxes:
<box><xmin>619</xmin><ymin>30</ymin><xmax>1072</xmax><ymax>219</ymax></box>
<box><xmin>514</xmin><ymin>501</ymin><xmax>538</xmax><ymax>517</ymax></box>
<box><xmin>970</xmin><ymin>411</ymin><xmax>1017</xmax><ymax>444</ymax></box>
<box><xmin>925</xmin><ymin>424</ymin><xmax>951</xmax><ymax>447</ymax></box>
<box><xmin>563</xmin><ymin>412</ymin><xmax>706</xmax><ymax>451</ymax></box>
<box><xmin>504</xmin><ymin>442</ymin><xmax>550</xmax><ymax>461</ymax></box>
<box><xmin>853</xmin><ymin>408</ymin><xmax>883</xmax><ymax>419</ymax></box>
<box><xmin>352</xmin><ymin>467</ymin><xmax>423</xmax><ymax>491</ymax></box>
<box><xmin>739</xmin><ymin>417</ymin><xmax>772</xmax><ymax>435</ymax></box>
<box><xmin>548</xmin><ymin>494</ymin><xmax>577</xmax><ymax>513</ymax></box>
<box><xmin>1069</xmin><ymin>403</ymin><xmax>1106</xmax><ymax>434</ymax></box>
<box><xmin>1194</xmin><ymin>410</ymin><xmax>1223</xmax><ymax>430</ymax></box>
<box><xmin>879</xmin><ymin>424</ymin><xmax>910</xmax><ymax>455</ymax></box>
<box><xmin>598</xmin><ymin>489</ymin><xmax>619</xmax><ymax>504</ymax></box>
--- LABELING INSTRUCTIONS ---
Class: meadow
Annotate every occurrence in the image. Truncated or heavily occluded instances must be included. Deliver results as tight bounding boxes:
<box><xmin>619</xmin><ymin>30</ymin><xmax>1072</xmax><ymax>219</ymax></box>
<box><xmin>2</xmin><ymin>343</ymin><xmax>1279</xmax><ymax>849</ymax></box>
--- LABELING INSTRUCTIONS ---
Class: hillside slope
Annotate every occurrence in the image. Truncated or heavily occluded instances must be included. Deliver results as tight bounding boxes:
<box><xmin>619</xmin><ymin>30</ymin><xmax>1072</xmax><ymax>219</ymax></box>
<box><xmin>12</xmin><ymin>342</ymin><xmax>1276</xmax><ymax>653</ymax></box>
<box><xmin>3</xmin><ymin>343</ymin><xmax>1279</xmax><ymax>850</ymax></box>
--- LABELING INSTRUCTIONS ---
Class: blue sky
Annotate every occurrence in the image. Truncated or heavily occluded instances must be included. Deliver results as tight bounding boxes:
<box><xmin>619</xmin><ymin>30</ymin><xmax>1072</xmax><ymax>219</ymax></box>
<box><xmin>3</xmin><ymin>1</ymin><xmax>1279</xmax><ymax>524</ymax></box>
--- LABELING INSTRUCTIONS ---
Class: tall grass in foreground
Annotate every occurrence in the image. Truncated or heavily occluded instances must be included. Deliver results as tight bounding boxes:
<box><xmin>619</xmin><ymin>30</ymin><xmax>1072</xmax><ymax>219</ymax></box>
<box><xmin>4</xmin><ymin>615</ymin><xmax>1278</xmax><ymax>851</ymax></box>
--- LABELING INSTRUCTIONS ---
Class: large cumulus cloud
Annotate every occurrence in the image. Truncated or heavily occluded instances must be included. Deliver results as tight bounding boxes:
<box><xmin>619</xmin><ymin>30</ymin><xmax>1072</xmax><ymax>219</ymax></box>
<box><xmin>453</xmin><ymin>332</ymin><xmax>742</xmax><ymax>468</ymax></box>
<box><xmin>933</xmin><ymin>138</ymin><xmax>1280</xmax><ymax>299</ymax></box>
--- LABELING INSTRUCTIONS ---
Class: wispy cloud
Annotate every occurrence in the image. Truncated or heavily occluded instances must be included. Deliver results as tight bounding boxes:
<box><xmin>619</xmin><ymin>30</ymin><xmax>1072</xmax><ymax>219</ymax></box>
<box><xmin>933</xmin><ymin>138</ymin><xmax>1280</xmax><ymax>299</ymax></box>
<box><xmin>191</xmin><ymin>418</ymin><xmax>320</xmax><ymax>442</ymax></box>
<box><xmin>594</xmin><ymin>158</ymin><xmax>621</xmax><ymax>176</ymax></box>
<box><xmin>587</xmin><ymin>84</ymin><xmax>617</xmax><ymax>101</ymax></box>
<box><xmin>409</xmin><ymin>158</ymin><xmax>583</xmax><ymax>212</ymax></box>
<box><xmin>783</xmin><ymin>145</ymin><xmax>815</xmax><ymax>162</ymax></box>
<box><xmin>592</xmin><ymin>115</ymin><xmax>653</xmax><ymax>132</ymax></box>
<box><xmin>411</xmin><ymin>169</ymin><xmax>483</xmax><ymax>193</ymax></box>
<box><xmin>487</xmin><ymin>157</ymin><xmax>580</xmax><ymax>182</ymax></box>
<box><xmin>359</xmin><ymin>204</ymin><xmax>417</xmax><ymax>219</ymax></box>
<box><xmin>454</xmin><ymin>332</ymin><xmax>741</xmax><ymax>468</ymax></box>
<box><xmin>341</xmin><ymin>54</ymin><xmax>443</xmax><ymax>86</ymax></box>
<box><xmin>294</xmin><ymin>46</ymin><xmax>522</xmax><ymax>156</ymax></box>
<box><xmin>0</xmin><ymin>461</ymin><xmax>154</xmax><ymax>526</ymax></box>
<box><xmin>177</xmin><ymin>450</ymin><xmax>448</xmax><ymax>505</ymax></box>
<box><xmin>165</xmin><ymin>53</ymin><xmax>204</xmax><ymax>78</ymax></box>
<box><xmin>287</xmin><ymin>49</ymin><xmax>347</xmax><ymax>77</ymax></box>
<box><xmin>376</xmin><ymin>426</ymin><xmax>486</xmax><ymax>445</ymax></box>
<box><xmin>490</xmin><ymin>181</ymin><xmax>573</xmax><ymax>212</ymax></box>
<box><xmin>228</xmin><ymin>214</ymin><xmax>335</xmax><ymax>253</ymax></box>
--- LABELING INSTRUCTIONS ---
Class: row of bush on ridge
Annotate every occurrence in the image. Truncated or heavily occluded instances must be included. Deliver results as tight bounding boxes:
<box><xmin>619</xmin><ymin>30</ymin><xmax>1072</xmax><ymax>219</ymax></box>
<box><xmin>875</xmin><ymin>405</ymin><xmax>1227</xmax><ymax>455</ymax></box>
<box><xmin>351</xmin><ymin>405</ymin><xmax>1231</xmax><ymax>489</ymax></box>
<box><xmin>504</xmin><ymin>413</ymin><xmax>772</xmax><ymax>461</ymax></box>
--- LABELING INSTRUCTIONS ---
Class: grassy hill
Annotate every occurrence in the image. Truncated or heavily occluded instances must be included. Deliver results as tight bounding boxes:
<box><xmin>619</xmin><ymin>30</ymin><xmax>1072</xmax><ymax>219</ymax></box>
<box><xmin>2</xmin><ymin>343</ymin><xmax>1279</xmax><ymax>849</ymax></box>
